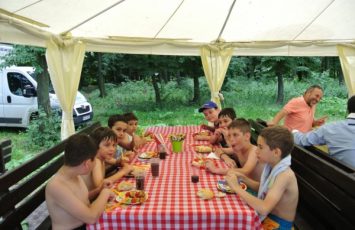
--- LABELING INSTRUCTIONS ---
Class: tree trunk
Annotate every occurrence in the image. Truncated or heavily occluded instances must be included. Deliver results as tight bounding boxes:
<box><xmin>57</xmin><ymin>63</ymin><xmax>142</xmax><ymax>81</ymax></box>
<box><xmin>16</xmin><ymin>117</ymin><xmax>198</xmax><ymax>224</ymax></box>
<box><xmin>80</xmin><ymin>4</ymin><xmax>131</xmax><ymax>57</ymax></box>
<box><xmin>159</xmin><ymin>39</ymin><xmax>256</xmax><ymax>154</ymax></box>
<box><xmin>192</xmin><ymin>74</ymin><xmax>200</xmax><ymax>103</ymax></box>
<box><xmin>37</xmin><ymin>55</ymin><xmax>51</xmax><ymax>116</ymax></box>
<box><xmin>338</xmin><ymin>70</ymin><xmax>344</xmax><ymax>85</ymax></box>
<box><xmin>276</xmin><ymin>62</ymin><xmax>284</xmax><ymax>104</ymax></box>
<box><xmin>151</xmin><ymin>74</ymin><xmax>161</xmax><ymax>106</ymax></box>
<box><xmin>247</xmin><ymin>57</ymin><xmax>258</xmax><ymax>79</ymax></box>
<box><xmin>97</xmin><ymin>53</ymin><xmax>106</xmax><ymax>97</ymax></box>
<box><xmin>162</xmin><ymin>69</ymin><xmax>168</xmax><ymax>83</ymax></box>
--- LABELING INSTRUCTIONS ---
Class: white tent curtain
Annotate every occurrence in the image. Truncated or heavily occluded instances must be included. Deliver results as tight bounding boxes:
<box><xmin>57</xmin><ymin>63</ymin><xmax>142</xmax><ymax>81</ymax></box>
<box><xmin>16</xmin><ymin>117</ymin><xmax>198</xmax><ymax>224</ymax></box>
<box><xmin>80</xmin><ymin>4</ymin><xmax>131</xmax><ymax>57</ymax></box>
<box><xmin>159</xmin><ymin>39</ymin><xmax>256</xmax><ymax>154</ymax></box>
<box><xmin>200</xmin><ymin>45</ymin><xmax>233</xmax><ymax>108</ymax></box>
<box><xmin>337</xmin><ymin>44</ymin><xmax>355</xmax><ymax>96</ymax></box>
<box><xmin>45</xmin><ymin>37</ymin><xmax>86</xmax><ymax>140</ymax></box>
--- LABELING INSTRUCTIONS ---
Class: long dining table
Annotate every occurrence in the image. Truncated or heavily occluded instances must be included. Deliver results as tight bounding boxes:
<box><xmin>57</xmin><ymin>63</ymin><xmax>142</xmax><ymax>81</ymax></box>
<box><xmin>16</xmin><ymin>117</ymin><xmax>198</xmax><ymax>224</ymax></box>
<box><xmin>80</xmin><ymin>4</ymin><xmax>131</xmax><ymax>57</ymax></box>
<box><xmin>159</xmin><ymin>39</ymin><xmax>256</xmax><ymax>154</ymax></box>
<box><xmin>87</xmin><ymin>125</ymin><xmax>262</xmax><ymax>230</ymax></box>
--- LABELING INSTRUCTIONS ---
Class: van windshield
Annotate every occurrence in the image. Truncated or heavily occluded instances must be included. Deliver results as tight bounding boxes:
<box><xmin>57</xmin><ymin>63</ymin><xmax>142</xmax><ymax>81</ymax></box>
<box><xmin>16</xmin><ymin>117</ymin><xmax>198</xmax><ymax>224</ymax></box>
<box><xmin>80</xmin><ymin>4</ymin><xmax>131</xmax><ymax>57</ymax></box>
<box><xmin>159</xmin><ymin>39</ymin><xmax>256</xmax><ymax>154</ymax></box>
<box><xmin>28</xmin><ymin>70</ymin><xmax>55</xmax><ymax>93</ymax></box>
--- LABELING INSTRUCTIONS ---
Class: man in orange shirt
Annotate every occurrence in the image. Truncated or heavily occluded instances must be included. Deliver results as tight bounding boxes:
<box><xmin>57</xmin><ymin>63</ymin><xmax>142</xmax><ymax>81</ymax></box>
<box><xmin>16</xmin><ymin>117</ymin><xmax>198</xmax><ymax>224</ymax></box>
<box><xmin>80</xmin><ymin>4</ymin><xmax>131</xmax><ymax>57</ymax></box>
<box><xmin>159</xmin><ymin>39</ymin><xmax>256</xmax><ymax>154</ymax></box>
<box><xmin>267</xmin><ymin>85</ymin><xmax>326</xmax><ymax>132</ymax></box>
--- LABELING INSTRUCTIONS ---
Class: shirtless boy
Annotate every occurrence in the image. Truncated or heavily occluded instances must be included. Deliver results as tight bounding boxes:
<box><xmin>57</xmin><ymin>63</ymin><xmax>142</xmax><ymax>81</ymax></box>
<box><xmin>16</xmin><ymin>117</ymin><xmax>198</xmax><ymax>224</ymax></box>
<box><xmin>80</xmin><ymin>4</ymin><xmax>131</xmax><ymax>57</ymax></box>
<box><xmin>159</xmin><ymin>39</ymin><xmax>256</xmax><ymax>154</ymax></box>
<box><xmin>206</xmin><ymin>119</ymin><xmax>264</xmax><ymax>182</ymax></box>
<box><xmin>45</xmin><ymin>134</ymin><xmax>113</xmax><ymax>230</ymax></box>
<box><xmin>226</xmin><ymin>126</ymin><xmax>298</xmax><ymax>229</ymax></box>
<box><xmin>83</xmin><ymin>127</ymin><xmax>133</xmax><ymax>191</ymax></box>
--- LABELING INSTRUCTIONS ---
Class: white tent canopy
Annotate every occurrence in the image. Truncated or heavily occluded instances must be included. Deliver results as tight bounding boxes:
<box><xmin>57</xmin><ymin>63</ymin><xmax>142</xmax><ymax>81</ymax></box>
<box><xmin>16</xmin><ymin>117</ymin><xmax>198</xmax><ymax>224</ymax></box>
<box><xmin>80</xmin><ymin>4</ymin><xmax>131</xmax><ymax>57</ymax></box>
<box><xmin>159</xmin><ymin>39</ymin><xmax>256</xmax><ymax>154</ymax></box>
<box><xmin>1</xmin><ymin>0</ymin><xmax>355</xmax><ymax>56</ymax></box>
<box><xmin>1</xmin><ymin>0</ymin><xmax>355</xmax><ymax>138</ymax></box>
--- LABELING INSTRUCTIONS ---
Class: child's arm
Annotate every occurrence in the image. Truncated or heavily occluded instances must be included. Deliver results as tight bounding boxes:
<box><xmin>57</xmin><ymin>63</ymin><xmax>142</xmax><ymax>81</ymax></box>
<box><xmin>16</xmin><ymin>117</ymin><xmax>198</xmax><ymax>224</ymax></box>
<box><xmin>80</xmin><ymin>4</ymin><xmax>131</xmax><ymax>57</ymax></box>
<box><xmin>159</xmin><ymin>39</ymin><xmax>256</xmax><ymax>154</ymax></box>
<box><xmin>209</xmin><ymin>131</ymin><xmax>222</xmax><ymax>145</ymax></box>
<box><xmin>106</xmin><ymin>163</ymin><xmax>133</xmax><ymax>182</ymax></box>
<box><xmin>134</xmin><ymin>134</ymin><xmax>147</xmax><ymax>148</ymax></box>
<box><xmin>117</xmin><ymin>134</ymin><xmax>135</xmax><ymax>151</ymax></box>
<box><xmin>215</xmin><ymin>147</ymin><xmax>237</xmax><ymax>167</ymax></box>
<box><xmin>227</xmin><ymin>170</ymin><xmax>260</xmax><ymax>191</ymax></box>
<box><xmin>201</xmin><ymin>124</ymin><xmax>216</xmax><ymax>132</ymax></box>
<box><xmin>46</xmin><ymin>180</ymin><xmax>112</xmax><ymax>224</ymax></box>
<box><xmin>205</xmin><ymin>160</ymin><xmax>229</xmax><ymax>175</ymax></box>
<box><xmin>92</xmin><ymin>158</ymin><xmax>105</xmax><ymax>188</ymax></box>
<box><xmin>220</xmin><ymin>147</ymin><xmax>234</xmax><ymax>154</ymax></box>
<box><xmin>229</xmin><ymin>150</ymin><xmax>258</xmax><ymax>176</ymax></box>
<box><xmin>88</xmin><ymin>179</ymin><xmax>112</xmax><ymax>201</ymax></box>
<box><xmin>226</xmin><ymin>170</ymin><xmax>290</xmax><ymax>216</ymax></box>
<box><xmin>219</xmin><ymin>152</ymin><xmax>237</xmax><ymax>168</ymax></box>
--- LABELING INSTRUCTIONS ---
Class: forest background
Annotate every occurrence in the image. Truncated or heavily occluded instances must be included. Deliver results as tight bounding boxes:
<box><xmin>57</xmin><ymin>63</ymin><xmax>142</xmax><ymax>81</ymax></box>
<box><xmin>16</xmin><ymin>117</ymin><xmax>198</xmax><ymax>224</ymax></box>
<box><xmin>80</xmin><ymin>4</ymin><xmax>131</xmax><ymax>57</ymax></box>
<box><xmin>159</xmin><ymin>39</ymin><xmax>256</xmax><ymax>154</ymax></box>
<box><xmin>0</xmin><ymin>45</ymin><xmax>348</xmax><ymax>169</ymax></box>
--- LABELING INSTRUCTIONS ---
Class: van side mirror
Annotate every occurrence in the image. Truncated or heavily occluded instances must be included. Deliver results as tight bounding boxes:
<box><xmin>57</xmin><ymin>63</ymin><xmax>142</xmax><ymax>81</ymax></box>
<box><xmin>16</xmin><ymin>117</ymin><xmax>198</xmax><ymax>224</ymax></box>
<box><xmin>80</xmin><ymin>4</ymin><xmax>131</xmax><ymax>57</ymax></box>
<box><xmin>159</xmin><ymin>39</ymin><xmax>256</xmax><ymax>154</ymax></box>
<box><xmin>23</xmin><ymin>85</ymin><xmax>37</xmax><ymax>98</ymax></box>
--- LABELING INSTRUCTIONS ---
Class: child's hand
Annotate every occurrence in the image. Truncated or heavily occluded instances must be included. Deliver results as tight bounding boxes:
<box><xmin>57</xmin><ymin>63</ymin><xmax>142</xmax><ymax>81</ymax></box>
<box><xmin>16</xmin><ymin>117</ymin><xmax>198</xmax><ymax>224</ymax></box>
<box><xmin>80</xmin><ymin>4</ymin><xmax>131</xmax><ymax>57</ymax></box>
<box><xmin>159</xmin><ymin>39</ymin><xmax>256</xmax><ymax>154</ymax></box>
<box><xmin>214</xmin><ymin>128</ymin><xmax>225</xmax><ymax>137</ymax></box>
<box><xmin>225</xmin><ymin>171</ymin><xmax>239</xmax><ymax>188</ymax></box>
<box><xmin>102</xmin><ymin>179</ymin><xmax>113</xmax><ymax>188</ymax></box>
<box><xmin>122</xmin><ymin>164</ymin><xmax>134</xmax><ymax>174</ymax></box>
<box><xmin>205</xmin><ymin>160</ymin><xmax>215</xmax><ymax>172</ymax></box>
<box><xmin>220</xmin><ymin>127</ymin><xmax>229</xmax><ymax>136</ymax></box>
<box><xmin>102</xmin><ymin>187</ymin><xmax>115</xmax><ymax>200</ymax></box>
<box><xmin>223</xmin><ymin>157</ymin><xmax>236</xmax><ymax>168</ymax></box>
<box><xmin>227</xmin><ymin>168</ymin><xmax>246</xmax><ymax>180</ymax></box>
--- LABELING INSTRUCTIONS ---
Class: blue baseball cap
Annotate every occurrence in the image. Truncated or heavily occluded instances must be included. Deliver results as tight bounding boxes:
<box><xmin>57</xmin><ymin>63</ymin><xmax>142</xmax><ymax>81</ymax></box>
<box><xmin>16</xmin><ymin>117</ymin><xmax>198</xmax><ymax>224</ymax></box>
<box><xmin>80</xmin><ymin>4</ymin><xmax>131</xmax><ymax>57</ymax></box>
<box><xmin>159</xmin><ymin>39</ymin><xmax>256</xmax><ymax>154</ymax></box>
<box><xmin>198</xmin><ymin>101</ymin><xmax>218</xmax><ymax>112</ymax></box>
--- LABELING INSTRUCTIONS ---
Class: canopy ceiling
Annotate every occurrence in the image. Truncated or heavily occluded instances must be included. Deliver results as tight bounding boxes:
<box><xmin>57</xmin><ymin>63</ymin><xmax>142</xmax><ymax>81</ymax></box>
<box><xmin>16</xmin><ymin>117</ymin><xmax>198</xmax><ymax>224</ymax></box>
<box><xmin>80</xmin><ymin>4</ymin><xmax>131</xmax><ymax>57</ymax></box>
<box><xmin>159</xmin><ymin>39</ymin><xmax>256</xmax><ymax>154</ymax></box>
<box><xmin>1</xmin><ymin>0</ymin><xmax>355</xmax><ymax>56</ymax></box>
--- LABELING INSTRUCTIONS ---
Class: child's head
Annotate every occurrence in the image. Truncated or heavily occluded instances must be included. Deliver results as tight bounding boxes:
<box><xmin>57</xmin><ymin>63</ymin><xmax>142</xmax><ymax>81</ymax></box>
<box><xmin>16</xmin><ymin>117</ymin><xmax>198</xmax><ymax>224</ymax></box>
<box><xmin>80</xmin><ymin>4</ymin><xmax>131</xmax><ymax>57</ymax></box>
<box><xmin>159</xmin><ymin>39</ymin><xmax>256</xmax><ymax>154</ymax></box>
<box><xmin>90</xmin><ymin>127</ymin><xmax>117</xmax><ymax>160</ymax></box>
<box><xmin>258</xmin><ymin>126</ymin><xmax>294</xmax><ymax>163</ymax></box>
<box><xmin>64</xmin><ymin>134</ymin><xmax>97</xmax><ymax>170</ymax></box>
<box><xmin>227</xmin><ymin>118</ymin><xmax>251</xmax><ymax>151</ymax></box>
<box><xmin>108</xmin><ymin>114</ymin><xmax>128</xmax><ymax>139</ymax></box>
<box><xmin>124</xmin><ymin>112</ymin><xmax>138</xmax><ymax>135</ymax></box>
<box><xmin>198</xmin><ymin>101</ymin><xmax>219</xmax><ymax>123</ymax></box>
<box><xmin>218</xmin><ymin>108</ymin><xmax>237</xmax><ymax>128</ymax></box>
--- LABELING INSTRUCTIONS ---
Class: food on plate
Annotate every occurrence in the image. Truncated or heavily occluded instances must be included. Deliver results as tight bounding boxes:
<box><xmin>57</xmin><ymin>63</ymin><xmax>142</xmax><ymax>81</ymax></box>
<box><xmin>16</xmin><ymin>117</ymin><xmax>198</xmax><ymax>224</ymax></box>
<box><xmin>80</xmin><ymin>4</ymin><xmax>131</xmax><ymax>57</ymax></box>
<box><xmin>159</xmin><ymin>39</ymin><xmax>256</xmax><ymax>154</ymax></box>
<box><xmin>191</xmin><ymin>157</ymin><xmax>207</xmax><ymax>168</ymax></box>
<box><xmin>117</xmin><ymin>181</ymin><xmax>134</xmax><ymax>191</ymax></box>
<box><xmin>194</xmin><ymin>145</ymin><xmax>212</xmax><ymax>153</ymax></box>
<box><xmin>138</xmin><ymin>151</ymin><xmax>158</xmax><ymax>159</ymax></box>
<box><xmin>198</xmin><ymin>130</ymin><xmax>210</xmax><ymax>136</ymax></box>
<box><xmin>196</xmin><ymin>188</ymin><xmax>214</xmax><ymax>200</ymax></box>
<box><xmin>217</xmin><ymin>180</ymin><xmax>247</xmax><ymax>193</ymax></box>
<box><xmin>116</xmin><ymin>190</ymin><xmax>148</xmax><ymax>204</ymax></box>
<box><xmin>193</xmin><ymin>130</ymin><xmax>211</xmax><ymax>136</ymax></box>
<box><xmin>240</xmin><ymin>182</ymin><xmax>247</xmax><ymax>190</ymax></box>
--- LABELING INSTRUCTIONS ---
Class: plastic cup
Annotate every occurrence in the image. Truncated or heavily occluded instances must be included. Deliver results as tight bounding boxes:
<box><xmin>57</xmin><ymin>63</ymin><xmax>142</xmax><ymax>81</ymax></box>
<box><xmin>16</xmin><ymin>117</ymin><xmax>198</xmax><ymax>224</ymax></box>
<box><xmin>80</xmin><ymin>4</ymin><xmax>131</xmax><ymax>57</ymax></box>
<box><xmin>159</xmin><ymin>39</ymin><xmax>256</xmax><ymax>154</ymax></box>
<box><xmin>135</xmin><ymin>172</ymin><xmax>145</xmax><ymax>190</ymax></box>
<box><xmin>157</xmin><ymin>144</ymin><xmax>167</xmax><ymax>159</ymax></box>
<box><xmin>171</xmin><ymin>140</ymin><xmax>183</xmax><ymax>153</ymax></box>
<box><xmin>150</xmin><ymin>158</ymin><xmax>160</xmax><ymax>177</ymax></box>
<box><xmin>191</xmin><ymin>167</ymin><xmax>199</xmax><ymax>183</ymax></box>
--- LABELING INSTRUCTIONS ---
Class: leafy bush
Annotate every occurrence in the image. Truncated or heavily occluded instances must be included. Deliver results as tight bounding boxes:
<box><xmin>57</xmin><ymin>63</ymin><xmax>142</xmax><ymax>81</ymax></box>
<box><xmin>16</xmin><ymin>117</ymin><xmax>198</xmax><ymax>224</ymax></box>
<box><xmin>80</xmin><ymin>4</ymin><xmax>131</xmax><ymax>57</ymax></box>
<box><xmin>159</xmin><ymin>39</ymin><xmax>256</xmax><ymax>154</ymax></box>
<box><xmin>26</xmin><ymin>110</ymin><xmax>61</xmax><ymax>149</ymax></box>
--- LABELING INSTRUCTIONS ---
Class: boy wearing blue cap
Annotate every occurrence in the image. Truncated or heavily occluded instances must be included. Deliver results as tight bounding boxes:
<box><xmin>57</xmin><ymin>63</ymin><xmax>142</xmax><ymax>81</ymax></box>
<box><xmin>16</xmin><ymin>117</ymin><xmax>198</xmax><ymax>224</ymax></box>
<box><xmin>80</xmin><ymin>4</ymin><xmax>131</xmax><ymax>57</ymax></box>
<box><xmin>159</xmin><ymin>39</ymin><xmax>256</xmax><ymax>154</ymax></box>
<box><xmin>194</xmin><ymin>101</ymin><xmax>220</xmax><ymax>141</ymax></box>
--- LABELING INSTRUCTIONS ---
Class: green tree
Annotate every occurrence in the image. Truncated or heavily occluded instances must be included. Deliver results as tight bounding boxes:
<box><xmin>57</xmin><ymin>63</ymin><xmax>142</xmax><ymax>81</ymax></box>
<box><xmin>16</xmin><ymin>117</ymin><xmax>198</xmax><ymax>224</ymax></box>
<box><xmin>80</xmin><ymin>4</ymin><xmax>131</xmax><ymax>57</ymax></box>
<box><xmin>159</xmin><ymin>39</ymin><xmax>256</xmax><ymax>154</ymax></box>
<box><xmin>259</xmin><ymin>57</ymin><xmax>292</xmax><ymax>104</ymax></box>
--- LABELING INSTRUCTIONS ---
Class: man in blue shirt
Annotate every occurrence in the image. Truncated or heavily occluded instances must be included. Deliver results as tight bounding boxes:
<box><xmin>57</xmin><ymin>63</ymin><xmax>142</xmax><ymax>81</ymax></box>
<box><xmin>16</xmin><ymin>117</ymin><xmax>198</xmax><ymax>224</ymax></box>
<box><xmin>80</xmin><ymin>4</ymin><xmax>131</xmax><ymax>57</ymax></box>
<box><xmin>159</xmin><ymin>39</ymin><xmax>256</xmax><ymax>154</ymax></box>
<box><xmin>293</xmin><ymin>95</ymin><xmax>355</xmax><ymax>169</ymax></box>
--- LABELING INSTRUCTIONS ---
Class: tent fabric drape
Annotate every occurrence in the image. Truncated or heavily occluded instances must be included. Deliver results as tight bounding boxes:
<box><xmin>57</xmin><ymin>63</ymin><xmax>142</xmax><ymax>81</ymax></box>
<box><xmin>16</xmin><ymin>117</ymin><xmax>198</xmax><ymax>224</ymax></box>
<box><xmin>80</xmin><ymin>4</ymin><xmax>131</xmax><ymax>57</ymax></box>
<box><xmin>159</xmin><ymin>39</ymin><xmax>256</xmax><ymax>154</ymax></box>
<box><xmin>337</xmin><ymin>44</ymin><xmax>355</xmax><ymax>96</ymax></box>
<box><xmin>200</xmin><ymin>45</ymin><xmax>233</xmax><ymax>108</ymax></box>
<box><xmin>45</xmin><ymin>38</ymin><xmax>86</xmax><ymax>140</ymax></box>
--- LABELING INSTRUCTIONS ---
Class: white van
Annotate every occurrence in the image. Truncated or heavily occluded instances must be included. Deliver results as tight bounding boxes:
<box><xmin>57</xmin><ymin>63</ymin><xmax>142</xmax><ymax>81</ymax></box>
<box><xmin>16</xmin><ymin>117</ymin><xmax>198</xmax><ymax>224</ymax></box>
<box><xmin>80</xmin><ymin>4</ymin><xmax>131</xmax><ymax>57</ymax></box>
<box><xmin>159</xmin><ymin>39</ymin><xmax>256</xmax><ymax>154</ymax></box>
<box><xmin>0</xmin><ymin>66</ymin><xmax>93</xmax><ymax>128</ymax></box>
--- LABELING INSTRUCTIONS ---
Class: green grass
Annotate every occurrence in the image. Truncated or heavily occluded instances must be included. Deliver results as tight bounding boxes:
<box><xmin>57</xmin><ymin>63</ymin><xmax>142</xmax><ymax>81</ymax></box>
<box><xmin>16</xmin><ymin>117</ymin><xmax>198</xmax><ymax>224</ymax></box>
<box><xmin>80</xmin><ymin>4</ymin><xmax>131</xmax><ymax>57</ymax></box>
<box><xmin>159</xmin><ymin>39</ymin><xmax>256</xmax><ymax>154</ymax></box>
<box><xmin>1</xmin><ymin>75</ymin><xmax>348</xmax><ymax>170</ymax></box>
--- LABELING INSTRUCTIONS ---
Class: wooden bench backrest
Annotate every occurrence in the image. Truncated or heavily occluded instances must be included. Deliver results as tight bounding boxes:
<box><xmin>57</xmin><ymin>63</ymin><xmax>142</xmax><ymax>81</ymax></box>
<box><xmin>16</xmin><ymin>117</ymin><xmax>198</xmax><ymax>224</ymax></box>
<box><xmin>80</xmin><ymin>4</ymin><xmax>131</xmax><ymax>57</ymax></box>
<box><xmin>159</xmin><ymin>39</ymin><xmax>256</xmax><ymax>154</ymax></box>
<box><xmin>0</xmin><ymin>122</ymin><xmax>101</xmax><ymax>229</ymax></box>
<box><xmin>0</xmin><ymin>139</ymin><xmax>12</xmax><ymax>174</ymax></box>
<box><xmin>292</xmin><ymin>146</ymin><xmax>355</xmax><ymax>228</ymax></box>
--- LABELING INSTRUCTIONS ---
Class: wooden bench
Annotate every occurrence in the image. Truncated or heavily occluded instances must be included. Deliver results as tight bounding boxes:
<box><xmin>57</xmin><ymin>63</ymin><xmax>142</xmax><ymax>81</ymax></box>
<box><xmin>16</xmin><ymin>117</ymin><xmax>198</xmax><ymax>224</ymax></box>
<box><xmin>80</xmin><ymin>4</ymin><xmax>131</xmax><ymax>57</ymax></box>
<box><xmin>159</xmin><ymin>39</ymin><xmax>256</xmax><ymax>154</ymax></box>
<box><xmin>0</xmin><ymin>138</ymin><xmax>12</xmax><ymax>174</ymax></box>
<box><xmin>249</xmin><ymin>119</ymin><xmax>355</xmax><ymax>230</ymax></box>
<box><xmin>0</xmin><ymin>122</ymin><xmax>102</xmax><ymax>229</ymax></box>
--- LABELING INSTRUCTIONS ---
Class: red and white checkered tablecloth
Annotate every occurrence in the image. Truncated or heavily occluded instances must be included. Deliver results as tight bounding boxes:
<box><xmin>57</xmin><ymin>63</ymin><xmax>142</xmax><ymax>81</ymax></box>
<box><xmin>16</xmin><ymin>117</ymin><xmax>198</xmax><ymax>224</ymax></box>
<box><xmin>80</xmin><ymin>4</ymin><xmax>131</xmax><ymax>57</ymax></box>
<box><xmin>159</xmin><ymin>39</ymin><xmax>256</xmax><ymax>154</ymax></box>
<box><xmin>87</xmin><ymin>126</ymin><xmax>262</xmax><ymax>230</ymax></box>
